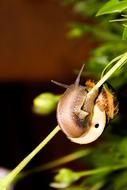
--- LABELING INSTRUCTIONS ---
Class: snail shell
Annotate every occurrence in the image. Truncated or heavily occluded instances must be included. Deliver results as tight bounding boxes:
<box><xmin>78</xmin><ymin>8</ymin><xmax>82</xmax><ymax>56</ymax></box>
<box><xmin>53</xmin><ymin>65</ymin><xmax>118</xmax><ymax>144</ymax></box>
<box><xmin>68</xmin><ymin>104</ymin><xmax>106</xmax><ymax>144</ymax></box>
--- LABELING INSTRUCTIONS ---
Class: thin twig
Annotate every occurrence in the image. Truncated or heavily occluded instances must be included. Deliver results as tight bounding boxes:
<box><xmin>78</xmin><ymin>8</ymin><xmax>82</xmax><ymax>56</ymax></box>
<box><xmin>88</xmin><ymin>52</ymin><xmax>127</xmax><ymax>96</ymax></box>
<box><xmin>3</xmin><ymin>126</ymin><xmax>60</xmax><ymax>187</ymax></box>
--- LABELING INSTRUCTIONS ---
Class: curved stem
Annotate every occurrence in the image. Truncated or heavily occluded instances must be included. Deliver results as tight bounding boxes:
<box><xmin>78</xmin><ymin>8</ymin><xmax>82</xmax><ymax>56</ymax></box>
<box><xmin>3</xmin><ymin>126</ymin><xmax>60</xmax><ymax>187</ymax></box>
<box><xmin>101</xmin><ymin>54</ymin><xmax>124</xmax><ymax>78</ymax></box>
<box><xmin>88</xmin><ymin>52</ymin><xmax>127</xmax><ymax>96</ymax></box>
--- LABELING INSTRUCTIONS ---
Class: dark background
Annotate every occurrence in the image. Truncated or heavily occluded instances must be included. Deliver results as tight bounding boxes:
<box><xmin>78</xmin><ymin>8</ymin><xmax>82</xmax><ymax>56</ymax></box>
<box><xmin>0</xmin><ymin>1</ymin><xmax>95</xmax><ymax>189</ymax></box>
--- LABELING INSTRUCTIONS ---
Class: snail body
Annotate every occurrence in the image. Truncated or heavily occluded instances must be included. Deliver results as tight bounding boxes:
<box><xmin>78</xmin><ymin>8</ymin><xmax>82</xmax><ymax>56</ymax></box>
<box><xmin>53</xmin><ymin>65</ymin><xmax>118</xmax><ymax>144</ymax></box>
<box><xmin>57</xmin><ymin>84</ymin><xmax>88</xmax><ymax>138</ymax></box>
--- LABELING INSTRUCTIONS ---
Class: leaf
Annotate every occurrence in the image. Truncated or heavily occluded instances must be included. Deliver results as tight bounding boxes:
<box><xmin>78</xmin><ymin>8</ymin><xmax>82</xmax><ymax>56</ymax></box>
<box><xmin>97</xmin><ymin>0</ymin><xmax>127</xmax><ymax>16</ymax></box>
<box><xmin>122</xmin><ymin>24</ymin><xmax>127</xmax><ymax>40</ymax></box>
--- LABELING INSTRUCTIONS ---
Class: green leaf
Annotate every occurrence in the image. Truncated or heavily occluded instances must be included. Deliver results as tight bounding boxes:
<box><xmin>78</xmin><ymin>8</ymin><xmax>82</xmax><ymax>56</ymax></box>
<box><xmin>122</xmin><ymin>24</ymin><xmax>127</xmax><ymax>40</ymax></box>
<box><xmin>97</xmin><ymin>0</ymin><xmax>127</xmax><ymax>16</ymax></box>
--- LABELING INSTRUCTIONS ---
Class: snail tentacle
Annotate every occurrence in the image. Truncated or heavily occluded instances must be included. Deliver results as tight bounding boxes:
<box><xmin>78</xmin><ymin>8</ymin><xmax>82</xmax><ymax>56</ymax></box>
<box><xmin>51</xmin><ymin>80</ymin><xmax>69</xmax><ymax>88</ymax></box>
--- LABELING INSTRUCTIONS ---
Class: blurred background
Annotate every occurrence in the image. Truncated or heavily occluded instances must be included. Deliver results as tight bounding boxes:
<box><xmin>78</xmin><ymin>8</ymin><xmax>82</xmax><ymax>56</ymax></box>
<box><xmin>0</xmin><ymin>1</ymin><xmax>95</xmax><ymax>189</ymax></box>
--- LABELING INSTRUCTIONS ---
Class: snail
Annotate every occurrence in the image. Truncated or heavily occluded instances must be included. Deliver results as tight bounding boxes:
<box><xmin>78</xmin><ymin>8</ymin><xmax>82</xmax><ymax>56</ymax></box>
<box><xmin>52</xmin><ymin>65</ymin><xmax>118</xmax><ymax>144</ymax></box>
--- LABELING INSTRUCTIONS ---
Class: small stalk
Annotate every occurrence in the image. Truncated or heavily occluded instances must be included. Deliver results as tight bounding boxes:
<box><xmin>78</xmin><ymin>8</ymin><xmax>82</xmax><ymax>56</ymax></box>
<box><xmin>23</xmin><ymin>149</ymin><xmax>91</xmax><ymax>176</ymax></box>
<box><xmin>2</xmin><ymin>126</ymin><xmax>60</xmax><ymax>188</ymax></box>
<box><xmin>77</xmin><ymin>164</ymin><xmax>127</xmax><ymax>178</ymax></box>
<box><xmin>88</xmin><ymin>52</ymin><xmax>127</xmax><ymax>96</ymax></box>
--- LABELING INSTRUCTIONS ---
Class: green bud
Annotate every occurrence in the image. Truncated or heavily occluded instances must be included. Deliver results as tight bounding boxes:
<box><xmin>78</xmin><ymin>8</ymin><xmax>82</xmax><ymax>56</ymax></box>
<box><xmin>55</xmin><ymin>168</ymin><xmax>79</xmax><ymax>184</ymax></box>
<box><xmin>33</xmin><ymin>93</ymin><xmax>60</xmax><ymax>115</ymax></box>
<box><xmin>68</xmin><ymin>28</ymin><xmax>83</xmax><ymax>38</ymax></box>
<box><xmin>50</xmin><ymin>168</ymin><xmax>79</xmax><ymax>188</ymax></box>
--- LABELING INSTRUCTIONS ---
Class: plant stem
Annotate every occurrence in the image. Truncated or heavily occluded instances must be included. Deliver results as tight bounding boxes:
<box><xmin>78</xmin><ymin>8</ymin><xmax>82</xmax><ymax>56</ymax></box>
<box><xmin>3</xmin><ymin>126</ymin><xmax>60</xmax><ymax>187</ymax></box>
<box><xmin>101</xmin><ymin>54</ymin><xmax>124</xmax><ymax>78</ymax></box>
<box><xmin>23</xmin><ymin>149</ymin><xmax>91</xmax><ymax>177</ymax></box>
<box><xmin>88</xmin><ymin>52</ymin><xmax>127</xmax><ymax>96</ymax></box>
<box><xmin>77</xmin><ymin>164</ymin><xmax>127</xmax><ymax>178</ymax></box>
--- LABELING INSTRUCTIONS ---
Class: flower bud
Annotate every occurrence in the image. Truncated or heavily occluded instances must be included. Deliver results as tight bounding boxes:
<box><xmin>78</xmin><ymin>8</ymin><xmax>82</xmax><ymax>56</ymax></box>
<box><xmin>33</xmin><ymin>93</ymin><xmax>60</xmax><ymax>115</ymax></box>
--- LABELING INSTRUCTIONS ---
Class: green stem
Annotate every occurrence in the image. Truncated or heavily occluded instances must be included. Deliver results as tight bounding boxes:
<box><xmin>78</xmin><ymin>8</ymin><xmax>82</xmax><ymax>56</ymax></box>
<box><xmin>109</xmin><ymin>18</ymin><xmax>127</xmax><ymax>22</ymax></box>
<box><xmin>88</xmin><ymin>52</ymin><xmax>127</xmax><ymax>96</ymax></box>
<box><xmin>101</xmin><ymin>54</ymin><xmax>124</xmax><ymax>78</ymax></box>
<box><xmin>78</xmin><ymin>164</ymin><xmax>127</xmax><ymax>178</ymax></box>
<box><xmin>23</xmin><ymin>149</ymin><xmax>91</xmax><ymax>177</ymax></box>
<box><xmin>3</xmin><ymin>126</ymin><xmax>60</xmax><ymax>187</ymax></box>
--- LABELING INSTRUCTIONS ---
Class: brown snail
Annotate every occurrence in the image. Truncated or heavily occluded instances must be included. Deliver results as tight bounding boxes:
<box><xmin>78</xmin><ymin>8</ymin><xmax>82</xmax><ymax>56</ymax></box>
<box><xmin>52</xmin><ymin>65</ymin><xmax>118</xmax><ymax>144</ymax></box>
